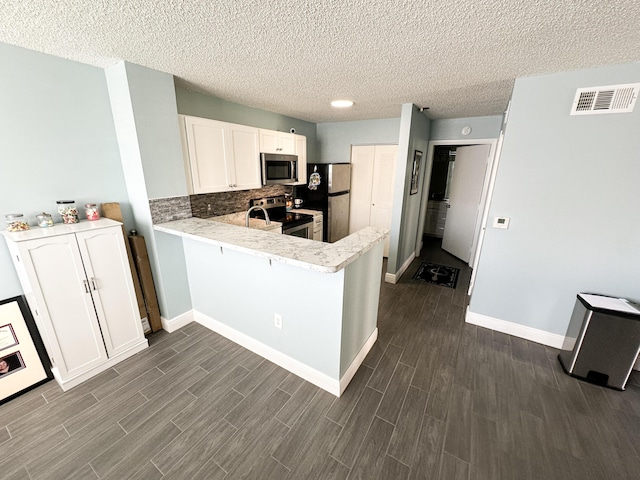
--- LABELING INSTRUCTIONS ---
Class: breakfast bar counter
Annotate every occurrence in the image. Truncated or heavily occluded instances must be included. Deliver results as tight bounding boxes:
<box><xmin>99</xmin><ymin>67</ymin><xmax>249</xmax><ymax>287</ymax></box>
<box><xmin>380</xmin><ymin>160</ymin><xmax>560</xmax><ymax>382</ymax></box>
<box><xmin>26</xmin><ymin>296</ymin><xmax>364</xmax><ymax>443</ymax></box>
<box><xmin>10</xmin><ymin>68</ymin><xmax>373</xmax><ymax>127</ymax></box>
<box><xmin>154</xmin><ymin>217</ymin><xmax>388</xmax><ymax>273</ymax></box>
<box><xmin>154</xmin><ymin>217</ymin><xmax>388</xmax><ymax>396</ymax></box>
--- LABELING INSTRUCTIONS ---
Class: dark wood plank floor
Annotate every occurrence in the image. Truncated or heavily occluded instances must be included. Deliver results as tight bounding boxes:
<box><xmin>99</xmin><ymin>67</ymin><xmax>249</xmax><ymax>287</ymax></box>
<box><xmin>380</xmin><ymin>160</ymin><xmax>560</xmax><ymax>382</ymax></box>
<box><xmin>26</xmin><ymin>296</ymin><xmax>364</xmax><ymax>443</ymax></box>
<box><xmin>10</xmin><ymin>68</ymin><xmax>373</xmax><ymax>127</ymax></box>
<box><xmin>2</xmin><ymin>236</ymin><xmax>640</xmax><ymax>479</ymax></box>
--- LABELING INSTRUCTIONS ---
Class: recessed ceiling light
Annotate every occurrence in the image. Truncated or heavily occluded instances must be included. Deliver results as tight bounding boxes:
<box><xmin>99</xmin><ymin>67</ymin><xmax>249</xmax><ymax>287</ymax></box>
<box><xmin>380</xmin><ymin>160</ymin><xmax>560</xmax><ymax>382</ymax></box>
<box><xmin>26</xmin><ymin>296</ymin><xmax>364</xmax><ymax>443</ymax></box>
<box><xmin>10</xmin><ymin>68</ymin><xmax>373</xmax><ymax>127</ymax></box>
<box><xmin>331</xmin><ymin>100</ymin><xmax>354</xmax><ymax>108</ymax></box>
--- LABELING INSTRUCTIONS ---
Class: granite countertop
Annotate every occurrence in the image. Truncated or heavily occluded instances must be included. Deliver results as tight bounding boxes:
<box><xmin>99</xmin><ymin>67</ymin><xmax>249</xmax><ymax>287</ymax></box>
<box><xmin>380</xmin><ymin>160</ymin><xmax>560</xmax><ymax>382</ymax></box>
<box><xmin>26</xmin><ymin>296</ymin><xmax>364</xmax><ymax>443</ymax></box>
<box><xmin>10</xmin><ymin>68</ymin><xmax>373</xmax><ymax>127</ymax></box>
<box><xmin>154</xmin><ymin>217</ymin><xmax>387</xmax><ymax>273</ymax></box>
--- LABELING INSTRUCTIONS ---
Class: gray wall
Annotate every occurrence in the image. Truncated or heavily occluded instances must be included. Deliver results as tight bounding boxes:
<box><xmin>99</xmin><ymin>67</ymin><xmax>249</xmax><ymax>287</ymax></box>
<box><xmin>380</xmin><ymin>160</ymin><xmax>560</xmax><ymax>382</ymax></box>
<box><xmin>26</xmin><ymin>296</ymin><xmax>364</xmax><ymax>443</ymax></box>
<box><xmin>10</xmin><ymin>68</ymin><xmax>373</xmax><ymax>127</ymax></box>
<box><xmin>469</xmin><ymin>63</ymin><xmax>640</xmax><ymax>336</ymax></box>
<box><xmin>430</xmin><ymin>115</ymin><xmax>503</xmax><ymax>141</ymax></box>
<box><xmin>106</xmin><ymin>62</ymin><xmax>192</xmax><ymax>320</ymax></box>
<box><xmin>387</xmin><ymin>105</ymin><xmax>431</xmax><ymax>274</ymax></box>
<box><xmin>0</xmin><ymin>43</ymin><xmax>131</xmax><ymax>300</ymax></box>
<box><xmin>175</xmin><ymin>87</ymin><xmax>318</xmax><ymax>163</ymax></box>
<box><xmin>316</xmin><ymin>118</ymin><xmax>401</xmax><ymax>163</ymax></box>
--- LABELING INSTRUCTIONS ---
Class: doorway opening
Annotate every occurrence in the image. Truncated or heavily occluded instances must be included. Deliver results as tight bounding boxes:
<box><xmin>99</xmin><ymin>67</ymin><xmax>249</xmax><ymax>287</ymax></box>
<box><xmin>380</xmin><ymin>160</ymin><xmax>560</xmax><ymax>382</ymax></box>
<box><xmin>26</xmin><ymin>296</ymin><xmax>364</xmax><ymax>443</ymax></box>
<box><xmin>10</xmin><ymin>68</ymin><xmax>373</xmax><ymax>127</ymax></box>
<box><xmin>416</xmin><ymin>138</ymin><xmax>497</xmax><ymax>294</ymax></box>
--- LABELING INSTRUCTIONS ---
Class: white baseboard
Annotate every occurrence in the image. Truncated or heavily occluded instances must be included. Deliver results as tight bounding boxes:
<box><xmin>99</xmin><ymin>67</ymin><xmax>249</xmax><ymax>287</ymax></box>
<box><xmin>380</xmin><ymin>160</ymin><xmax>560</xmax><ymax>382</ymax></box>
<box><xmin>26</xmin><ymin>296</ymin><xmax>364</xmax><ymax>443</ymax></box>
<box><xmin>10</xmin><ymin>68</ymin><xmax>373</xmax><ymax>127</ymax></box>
<box><xmin>466</xmin><ymin>308</ymin><xmax>640</xmax><ymax>372</ymax></box>
<box><xmin>194</xmin><ymin>311</ymin><xmax>375</xmax><ymax>397</ymax></box>
<box><xmin>339</xmin><ymin>328</ymin><xmax>378</xmax><ymax>395</ymax></box>
<box><xmin>465</xmin><ymin>308</ymin><xmax>565</xmax><ymax>349</ymax></box>
<box><xmin>161</xmin><ymin>310</ymin><xmax>195</xmax><ymax>333</ymax></box>
<box><xmin>385</xmin><ymin>252</ymin><xmax>416</xmax><ymax>284</ymax></box>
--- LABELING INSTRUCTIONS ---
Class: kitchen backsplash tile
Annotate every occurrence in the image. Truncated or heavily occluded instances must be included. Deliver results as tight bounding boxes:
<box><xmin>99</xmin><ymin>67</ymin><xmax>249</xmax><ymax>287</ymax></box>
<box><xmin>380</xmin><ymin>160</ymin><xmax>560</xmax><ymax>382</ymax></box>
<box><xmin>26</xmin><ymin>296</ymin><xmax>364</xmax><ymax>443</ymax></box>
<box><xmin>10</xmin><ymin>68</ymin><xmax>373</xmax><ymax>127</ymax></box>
<box><xmin>190</xmin><ymin>185</ymin><xmax>292</xmax><ymax>218</ymax></box>
<box><xmin>149</xmin><ymin>196</ymin><xmax>192</xmax><ymax>224</ymax></box>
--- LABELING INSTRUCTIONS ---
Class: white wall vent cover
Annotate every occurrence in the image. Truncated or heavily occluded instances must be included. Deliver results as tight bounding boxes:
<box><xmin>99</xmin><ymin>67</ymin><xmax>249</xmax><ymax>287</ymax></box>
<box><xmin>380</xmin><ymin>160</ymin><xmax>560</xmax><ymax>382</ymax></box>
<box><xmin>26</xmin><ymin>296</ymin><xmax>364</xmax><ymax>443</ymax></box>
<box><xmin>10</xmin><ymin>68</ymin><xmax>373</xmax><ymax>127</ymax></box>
<box><xmin>571</xmin><ymin>83</ymin><xmax>640</xmax><ymax>115</ymax></box>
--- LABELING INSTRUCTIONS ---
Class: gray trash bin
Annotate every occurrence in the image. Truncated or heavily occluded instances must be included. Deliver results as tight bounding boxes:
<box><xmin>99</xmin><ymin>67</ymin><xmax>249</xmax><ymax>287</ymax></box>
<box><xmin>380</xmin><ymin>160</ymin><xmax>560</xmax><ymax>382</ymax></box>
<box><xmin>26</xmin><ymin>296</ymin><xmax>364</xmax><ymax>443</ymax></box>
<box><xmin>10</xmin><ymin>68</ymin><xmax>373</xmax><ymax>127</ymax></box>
<box><xmin>558</xmin><ymin>293</ymin><xmax>640</xmax><ymax>390</ymax></box>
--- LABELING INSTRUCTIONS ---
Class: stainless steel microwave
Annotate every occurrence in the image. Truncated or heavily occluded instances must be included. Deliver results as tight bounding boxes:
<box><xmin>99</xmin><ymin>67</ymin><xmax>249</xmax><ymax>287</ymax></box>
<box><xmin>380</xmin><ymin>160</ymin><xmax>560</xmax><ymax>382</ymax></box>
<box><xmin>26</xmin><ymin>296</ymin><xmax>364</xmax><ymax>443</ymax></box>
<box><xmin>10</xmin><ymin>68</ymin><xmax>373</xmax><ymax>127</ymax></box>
<box><xmin>261</xmin><ymin>153</ymin><xmax>298</xmax><ymax>185</ymax></box>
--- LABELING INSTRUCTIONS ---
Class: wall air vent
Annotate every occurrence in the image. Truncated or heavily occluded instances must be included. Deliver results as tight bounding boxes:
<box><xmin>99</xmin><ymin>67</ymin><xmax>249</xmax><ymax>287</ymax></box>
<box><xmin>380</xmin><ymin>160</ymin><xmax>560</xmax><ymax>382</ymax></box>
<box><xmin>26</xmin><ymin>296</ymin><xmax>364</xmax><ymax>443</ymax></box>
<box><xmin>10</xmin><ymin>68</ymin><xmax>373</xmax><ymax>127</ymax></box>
<box><xmin>571</xmin><ymin>83</ymin><xmax>640</xmax><ymax>115</ymax></box>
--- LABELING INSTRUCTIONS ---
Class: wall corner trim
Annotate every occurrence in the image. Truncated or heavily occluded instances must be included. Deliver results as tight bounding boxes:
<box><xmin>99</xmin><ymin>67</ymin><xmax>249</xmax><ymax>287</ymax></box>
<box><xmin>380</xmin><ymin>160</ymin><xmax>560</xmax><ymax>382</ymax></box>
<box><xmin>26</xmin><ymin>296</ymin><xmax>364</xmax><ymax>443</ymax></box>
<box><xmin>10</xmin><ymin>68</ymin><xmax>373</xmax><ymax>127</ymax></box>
<box><xmin>339</xmin><ymin>328</ymin><xmax>378</xmax><ymax>394</ymax></box>
<box><xmin>385</xmin><ymin>252</ymin><xmax>416</xmax><ymax>284</ymax></box>
<box><xmin>161</xmin><ymin>310</ymin><xmax>195</xmax><ymax>333</ymax></box>
<box><xmin>465</xmin><ymin>308</ymin><xmax>565</xmax><ymax>349</ymax></box>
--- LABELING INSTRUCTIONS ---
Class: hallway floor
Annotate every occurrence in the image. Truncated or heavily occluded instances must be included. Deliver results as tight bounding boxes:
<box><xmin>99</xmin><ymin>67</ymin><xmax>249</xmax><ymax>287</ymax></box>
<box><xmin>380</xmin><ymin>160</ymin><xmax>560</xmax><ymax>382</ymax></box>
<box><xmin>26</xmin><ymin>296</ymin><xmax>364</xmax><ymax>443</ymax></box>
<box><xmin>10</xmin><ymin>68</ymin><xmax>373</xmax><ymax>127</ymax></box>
<box><xmin>1</xmin><ymin>237</ymin><xmax>639</xmax><ymax>479</ymax></box>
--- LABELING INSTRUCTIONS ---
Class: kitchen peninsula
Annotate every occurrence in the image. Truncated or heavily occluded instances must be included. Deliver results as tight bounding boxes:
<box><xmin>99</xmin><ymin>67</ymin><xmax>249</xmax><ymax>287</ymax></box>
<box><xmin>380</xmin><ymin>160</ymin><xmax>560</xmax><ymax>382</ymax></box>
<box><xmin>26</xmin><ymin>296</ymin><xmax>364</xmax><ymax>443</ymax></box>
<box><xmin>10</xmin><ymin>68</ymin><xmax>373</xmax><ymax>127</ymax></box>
<box><xmin>154</xmin><ymin>217</ymin><xmax>387</xmax><ymax>396</ymax></box>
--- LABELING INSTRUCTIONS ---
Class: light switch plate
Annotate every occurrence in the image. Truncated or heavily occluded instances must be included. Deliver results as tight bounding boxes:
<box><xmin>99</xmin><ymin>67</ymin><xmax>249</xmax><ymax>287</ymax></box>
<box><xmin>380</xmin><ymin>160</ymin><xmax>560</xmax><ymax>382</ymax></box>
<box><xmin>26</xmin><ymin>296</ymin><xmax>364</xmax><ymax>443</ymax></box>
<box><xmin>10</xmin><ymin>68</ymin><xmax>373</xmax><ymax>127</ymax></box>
<box><xmin>493</xmin><ymin>217</ymin><xmax>510</xmax><ymax>229</ymax></box>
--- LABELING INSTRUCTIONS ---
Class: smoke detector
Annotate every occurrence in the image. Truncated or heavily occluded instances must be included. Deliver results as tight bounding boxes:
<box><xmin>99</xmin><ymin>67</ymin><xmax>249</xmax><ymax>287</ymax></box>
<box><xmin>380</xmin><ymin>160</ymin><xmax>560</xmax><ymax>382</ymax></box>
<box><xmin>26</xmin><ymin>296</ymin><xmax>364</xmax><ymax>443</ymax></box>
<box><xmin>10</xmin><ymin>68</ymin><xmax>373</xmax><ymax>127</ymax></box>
<box><xmin>571</xmin><ymin>83</ymin><xmax>640</xmax><ymax>115</ymax></box>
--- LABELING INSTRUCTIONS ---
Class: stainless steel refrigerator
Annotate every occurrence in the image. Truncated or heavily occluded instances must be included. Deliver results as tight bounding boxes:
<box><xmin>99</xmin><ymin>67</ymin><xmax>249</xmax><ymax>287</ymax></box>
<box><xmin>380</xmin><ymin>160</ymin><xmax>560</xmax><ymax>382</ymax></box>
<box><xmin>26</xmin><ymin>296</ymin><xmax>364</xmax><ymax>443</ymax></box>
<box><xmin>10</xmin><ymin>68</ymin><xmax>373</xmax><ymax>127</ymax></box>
<box><xmin>297</xmin><ymin>163</ymin><xmax>351</xmax><ymax>242</ymax></box>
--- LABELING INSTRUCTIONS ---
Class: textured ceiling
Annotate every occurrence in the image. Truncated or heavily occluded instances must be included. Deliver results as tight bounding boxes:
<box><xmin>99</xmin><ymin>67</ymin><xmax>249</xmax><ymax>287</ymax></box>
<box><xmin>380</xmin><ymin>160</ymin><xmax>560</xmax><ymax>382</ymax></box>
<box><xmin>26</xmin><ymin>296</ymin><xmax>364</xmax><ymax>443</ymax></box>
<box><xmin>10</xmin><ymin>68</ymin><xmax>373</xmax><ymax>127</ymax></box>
<box><xmin>2</xmin><ymin>0</ymin><xmax>640</xmax><ymax>123</ymax></box>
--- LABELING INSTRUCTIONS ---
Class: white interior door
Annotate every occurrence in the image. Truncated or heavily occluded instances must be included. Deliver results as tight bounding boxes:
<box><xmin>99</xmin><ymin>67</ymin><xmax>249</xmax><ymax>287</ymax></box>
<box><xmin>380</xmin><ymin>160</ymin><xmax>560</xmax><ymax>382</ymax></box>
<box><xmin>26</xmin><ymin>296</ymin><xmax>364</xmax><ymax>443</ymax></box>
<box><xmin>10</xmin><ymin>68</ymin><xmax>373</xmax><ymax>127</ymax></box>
<box><xmin>370</xmin><ymin>145</ymin><xmax>397</xmax><ymax>256</ymax></box>
<box><xmin>349</xmin><ymin>145</ymin><xmax>397</xmax><ymax>256</ymax></box>
<box><xmin>442</xmin><ymin>144</ymin><xmax>491</xmax><ymax>264</ymax></box>
<box><xmin>349</xmin><ymin>146</ymin><xmax>375</xmax><ymax>234</ymax></box>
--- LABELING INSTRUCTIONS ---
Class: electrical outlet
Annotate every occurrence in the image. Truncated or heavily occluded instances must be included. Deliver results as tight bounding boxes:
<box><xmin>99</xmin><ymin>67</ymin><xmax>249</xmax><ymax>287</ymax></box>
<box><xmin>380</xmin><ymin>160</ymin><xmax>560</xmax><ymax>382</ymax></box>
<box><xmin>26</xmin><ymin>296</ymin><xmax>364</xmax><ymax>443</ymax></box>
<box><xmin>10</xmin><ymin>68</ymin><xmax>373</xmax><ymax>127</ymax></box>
<box><xmin>274</xmin><ymin>313</ymin><xmax>283</xmax><ymax>329</ymax></box>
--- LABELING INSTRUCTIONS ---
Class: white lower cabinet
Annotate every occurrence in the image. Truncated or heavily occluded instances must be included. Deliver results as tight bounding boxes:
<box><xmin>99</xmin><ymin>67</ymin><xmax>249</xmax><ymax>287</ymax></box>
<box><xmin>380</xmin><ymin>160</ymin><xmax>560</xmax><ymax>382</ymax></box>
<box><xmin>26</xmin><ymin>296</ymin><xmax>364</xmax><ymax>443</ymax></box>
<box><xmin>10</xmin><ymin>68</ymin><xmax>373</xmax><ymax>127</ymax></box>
<box><xmin>424</xmin><ymin>200</ymin><xmax>448</xmax><ymax>237</ymax></box>
<box><xmin>2</xmin><ymin>219</ymin><xmax>148</xmax><ymax>391</ymax></box>
<box><xmin>312</xmin><ymin>213</ymin><xmax>323</xmax><ymax>242</ymax></box>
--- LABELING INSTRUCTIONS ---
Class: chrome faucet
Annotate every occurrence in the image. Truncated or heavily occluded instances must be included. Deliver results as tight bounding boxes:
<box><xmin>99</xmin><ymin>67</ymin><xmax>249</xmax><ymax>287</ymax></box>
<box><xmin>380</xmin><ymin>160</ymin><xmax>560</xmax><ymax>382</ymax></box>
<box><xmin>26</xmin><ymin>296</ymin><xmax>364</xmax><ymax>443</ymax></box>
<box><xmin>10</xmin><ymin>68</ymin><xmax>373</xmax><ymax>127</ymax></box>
<box><xmin>245</xmin><ymin>206</ymin><xmax>271</xmax><ymax>227</ymax></box>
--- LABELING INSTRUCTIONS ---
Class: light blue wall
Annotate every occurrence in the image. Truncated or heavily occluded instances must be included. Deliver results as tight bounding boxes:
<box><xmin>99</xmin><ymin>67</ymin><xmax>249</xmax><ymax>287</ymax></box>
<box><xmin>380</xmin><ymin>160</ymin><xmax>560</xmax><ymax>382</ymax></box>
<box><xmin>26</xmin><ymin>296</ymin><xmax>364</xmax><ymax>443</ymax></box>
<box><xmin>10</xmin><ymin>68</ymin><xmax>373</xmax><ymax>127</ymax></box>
<box><xmin>0</xmin><ymin>43</ymin><xmax>130</xmax><ymax>300</ymax></box>
<box><xmin>470</xmin><ymin>63</ymin><xmax>640</xmax><ymax>336</ymax></box>
<box><xmin>340</xmin><ymin>242</ymin><xmax>384</xmax><ymax>375</ymax></box>
<box><xmin>430</xmin><ymin>115</ymin><xmax>503</xmax><ymax>141</ymax></box>
<box><xmin>106</xmin><ymin>62</ymin><xmax>192</xmax><ymax>319</ymax></box>
<box><xmin>387</xmin><ymin>105</ymin><xmax>431</xmax><ymax>274</ymax></box>
<box><xmin>316</xmin><ymin>118</ymin><xmax>401</xmax><ymax>163</ymax></box>
<box><xmin>175</xmin><ymin>87</ymin><xmax>318</xmax><ymax>163</ymax></box>
<box><xmin>184</xmin><ymin>239</ymin><xmax>344</xmax><ymax>377</ymax></box>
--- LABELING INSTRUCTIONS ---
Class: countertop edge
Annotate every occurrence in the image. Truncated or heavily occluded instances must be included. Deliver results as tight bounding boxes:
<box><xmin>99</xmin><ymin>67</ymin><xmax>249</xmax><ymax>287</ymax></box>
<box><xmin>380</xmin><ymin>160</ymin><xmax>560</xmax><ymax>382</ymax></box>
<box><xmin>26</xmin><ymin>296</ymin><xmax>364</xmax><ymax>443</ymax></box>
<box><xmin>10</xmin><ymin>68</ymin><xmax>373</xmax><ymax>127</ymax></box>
<box><xmin>154</xmin><ymin>218</ymin><xmax>387</xmax><ymax>273</ymax></box>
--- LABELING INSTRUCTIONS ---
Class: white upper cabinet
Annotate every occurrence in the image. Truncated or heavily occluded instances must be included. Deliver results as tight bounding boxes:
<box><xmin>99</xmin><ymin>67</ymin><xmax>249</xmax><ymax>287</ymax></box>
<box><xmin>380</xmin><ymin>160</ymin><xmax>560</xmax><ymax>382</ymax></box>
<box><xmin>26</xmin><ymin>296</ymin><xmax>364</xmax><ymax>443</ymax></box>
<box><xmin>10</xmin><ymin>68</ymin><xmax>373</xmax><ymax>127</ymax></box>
<box><xmin>294</xmin><ymin>134</ymin><xmax>307</xmax><ymax>185</ymax></box>
<box><xmin>259</xmin><ymin>129</ymin><xmax>296</xmax><ymax>155</ymax></box>
<box><xmin>180</xmin><ymin>115</ymin><xmax>261</xmax><ymax>193</ymax></box>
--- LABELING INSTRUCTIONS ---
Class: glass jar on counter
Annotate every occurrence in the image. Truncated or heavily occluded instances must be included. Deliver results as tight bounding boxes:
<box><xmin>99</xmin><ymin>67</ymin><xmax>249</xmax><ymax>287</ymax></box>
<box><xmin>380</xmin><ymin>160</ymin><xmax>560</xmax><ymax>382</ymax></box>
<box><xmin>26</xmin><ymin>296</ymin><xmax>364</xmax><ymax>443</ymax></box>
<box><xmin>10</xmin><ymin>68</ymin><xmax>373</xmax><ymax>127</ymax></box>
<box><xmin>5</xmin><ymin>214</ymin><xmax>30</xmax><ymax>232</ymax></box>
<box><xmin>36</xmin><ymin>212</ymin><xmax>54</xmax><ymax>228</ymax></box>
<box><xmin>56</xmin><ymin>200</ymin><xmax>79</xmax><ymax>224</ymax></box>
<box><xmin>85</xmin><ymin>203</ymin><xmax>100</xmax><ymax>221</ymax></box>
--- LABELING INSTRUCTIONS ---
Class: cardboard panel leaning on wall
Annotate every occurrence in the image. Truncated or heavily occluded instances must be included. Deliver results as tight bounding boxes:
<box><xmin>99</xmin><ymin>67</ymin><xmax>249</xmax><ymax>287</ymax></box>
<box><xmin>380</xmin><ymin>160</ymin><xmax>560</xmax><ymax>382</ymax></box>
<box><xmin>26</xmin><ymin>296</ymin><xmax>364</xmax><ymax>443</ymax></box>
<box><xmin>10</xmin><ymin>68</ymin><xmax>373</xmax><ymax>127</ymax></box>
<box><xmin>0</xmin><ymin>43</ymin><xmax>130</xmax><ymax>300</ymax></box>
<box><xmin>469</xmin><ymin>62</ymin><xmax>640</xmax><ymax>338</ymax></box>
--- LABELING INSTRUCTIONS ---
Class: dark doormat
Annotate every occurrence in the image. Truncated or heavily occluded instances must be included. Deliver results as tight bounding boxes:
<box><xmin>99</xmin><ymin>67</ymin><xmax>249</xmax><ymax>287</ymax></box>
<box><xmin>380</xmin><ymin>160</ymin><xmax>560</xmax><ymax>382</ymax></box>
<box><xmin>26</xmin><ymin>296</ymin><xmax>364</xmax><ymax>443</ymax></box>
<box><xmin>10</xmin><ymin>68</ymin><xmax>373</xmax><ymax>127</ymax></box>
<box><xmin>413</xmin><ymin>262</ymin><xmax>460</xmax><ymax>289</ymax></box>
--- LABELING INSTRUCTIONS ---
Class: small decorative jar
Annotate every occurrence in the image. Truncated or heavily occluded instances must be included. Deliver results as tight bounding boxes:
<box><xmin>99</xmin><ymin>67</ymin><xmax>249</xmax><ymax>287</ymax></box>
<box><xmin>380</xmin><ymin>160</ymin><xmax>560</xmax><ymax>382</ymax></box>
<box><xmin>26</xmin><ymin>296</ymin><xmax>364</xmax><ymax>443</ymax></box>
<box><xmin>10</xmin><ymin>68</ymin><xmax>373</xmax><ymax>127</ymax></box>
<box><xmin>5</xmin><ymin>214</ymin><xmax>30</xmax><ymax>232</ymax></box>
<box><xmin>56</xmin><ymin>200</ymin><xmax>79</xmax><ymax>224</ymax></box>
<box><xmin>36</xmin><ymin>212</ymin><xmax>54</xmax><ymax>228</ymax></box>
<box><xmin>85</xmin><ymin>203</ymin><xmax>100</xmax><ymax>221</ymax></box>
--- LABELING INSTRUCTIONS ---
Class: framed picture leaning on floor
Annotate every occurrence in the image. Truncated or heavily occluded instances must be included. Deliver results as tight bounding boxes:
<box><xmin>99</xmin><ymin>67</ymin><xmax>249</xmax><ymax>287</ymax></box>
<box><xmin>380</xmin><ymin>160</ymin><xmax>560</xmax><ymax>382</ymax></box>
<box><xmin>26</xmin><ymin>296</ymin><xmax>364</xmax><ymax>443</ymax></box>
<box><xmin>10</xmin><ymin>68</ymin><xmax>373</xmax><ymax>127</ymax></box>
<box><xmin>0</xmin><ymin>295</ymin><xmax>53</xmax><ymax>404</ymax></box>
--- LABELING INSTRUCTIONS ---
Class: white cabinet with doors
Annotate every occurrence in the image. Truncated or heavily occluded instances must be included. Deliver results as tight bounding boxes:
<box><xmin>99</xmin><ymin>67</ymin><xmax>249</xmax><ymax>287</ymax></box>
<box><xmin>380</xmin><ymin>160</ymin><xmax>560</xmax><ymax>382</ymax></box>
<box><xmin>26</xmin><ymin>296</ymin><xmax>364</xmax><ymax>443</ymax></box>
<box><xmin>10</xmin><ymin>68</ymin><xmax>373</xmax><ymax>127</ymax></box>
<box><xmin>259</xmin><ymin>129</ymin><xmax>296</xmax><ymax>155</ymax></box>
<box><xmin>2</xmin><ymin>219</ymin><xmax>148</xmax><ymax>391</ymax></box>
<box><xmin>294</xmin><ymin>134</ymin><xmax>307</xmax><ymax>185</ymax></box>
<box><xmin>424</xmin><ymin>200</ymin><xmax>449</xmax><ymax>238</ymax></box>
<box><xmin>179</xmin><ymin>115</ymin><xmax>261</xmax><ymax>193</ymax></box>
<box><xmin>349</xmin><ymin>145</ymin><xmax>397</xmax><ymax>256</ymax></box>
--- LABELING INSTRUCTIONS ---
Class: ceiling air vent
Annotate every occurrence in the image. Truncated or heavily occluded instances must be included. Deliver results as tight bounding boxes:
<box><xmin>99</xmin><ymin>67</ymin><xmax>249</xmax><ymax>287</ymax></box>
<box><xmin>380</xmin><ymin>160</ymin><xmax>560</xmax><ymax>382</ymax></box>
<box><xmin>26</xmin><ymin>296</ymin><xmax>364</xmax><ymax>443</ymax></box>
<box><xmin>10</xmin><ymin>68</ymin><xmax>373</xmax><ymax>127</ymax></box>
<box><xmin>571</xmin><ymin>83</ymin><xmax>640</xmax><ymax>115</ymax></box>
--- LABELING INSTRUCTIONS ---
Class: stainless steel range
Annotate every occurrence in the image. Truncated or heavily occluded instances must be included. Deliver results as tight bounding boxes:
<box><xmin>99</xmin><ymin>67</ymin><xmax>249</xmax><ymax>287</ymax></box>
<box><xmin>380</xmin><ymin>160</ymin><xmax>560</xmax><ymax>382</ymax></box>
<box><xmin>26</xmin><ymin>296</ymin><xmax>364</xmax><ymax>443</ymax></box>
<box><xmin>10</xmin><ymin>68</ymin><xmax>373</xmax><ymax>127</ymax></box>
<box><xmin>249</xmin><ymin>195</ymin><xmax>315</xmax><ymax>239</ymax></box>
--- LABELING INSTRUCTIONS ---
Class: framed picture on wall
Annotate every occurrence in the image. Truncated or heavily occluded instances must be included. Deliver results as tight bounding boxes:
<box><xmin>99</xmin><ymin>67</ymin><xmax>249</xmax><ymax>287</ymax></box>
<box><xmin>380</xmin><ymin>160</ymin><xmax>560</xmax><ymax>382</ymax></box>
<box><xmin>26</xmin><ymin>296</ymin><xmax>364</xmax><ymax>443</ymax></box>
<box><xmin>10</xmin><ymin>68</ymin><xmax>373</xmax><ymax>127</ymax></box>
<box><xmin>0</xmin><ymin>296</ymin><xmax>52</xmax><ymax>405</ymax></box>
<box><xmin>410</xmin><ymin>150</ymin><xmax>423</xmax><ymax>195</ymax></box>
